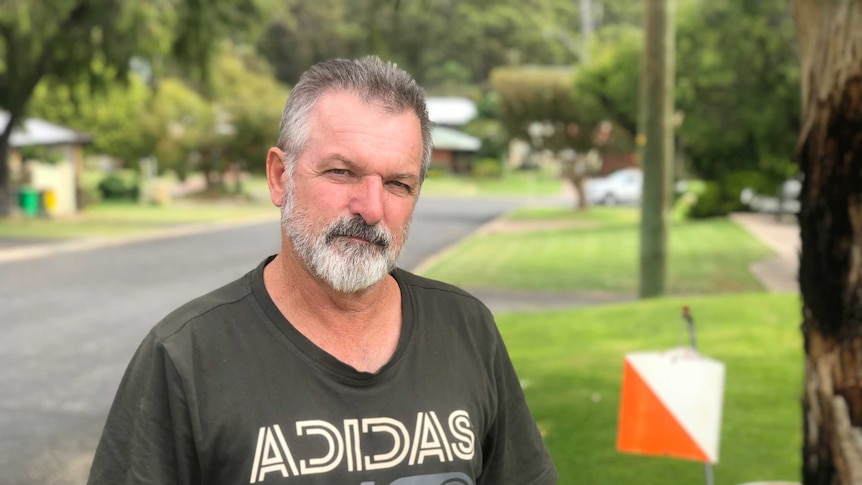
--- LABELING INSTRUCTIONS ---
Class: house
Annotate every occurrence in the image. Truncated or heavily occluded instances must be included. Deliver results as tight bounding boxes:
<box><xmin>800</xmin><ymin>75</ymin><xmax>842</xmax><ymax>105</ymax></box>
<box><xmin>427</xmin><ymin>97</ymin><xmax>482</xmax><ymax>173</ymax></box>
<box><xmin>1</xmin><ymin>111</ymin><xmax>93</xmax><ymax>216</ymax></box>
<box><xmin>431</xmin><ymin>125</ymin><xmax>481</xmax><ymax>174</ymax></box>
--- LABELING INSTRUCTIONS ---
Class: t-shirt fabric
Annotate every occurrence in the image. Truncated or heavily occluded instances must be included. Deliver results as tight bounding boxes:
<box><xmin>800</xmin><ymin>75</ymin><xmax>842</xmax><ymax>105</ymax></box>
<box><xmin>87</xmin><ymin>257</ymin><xmax>557</xmax><ymax>485</ymax></box>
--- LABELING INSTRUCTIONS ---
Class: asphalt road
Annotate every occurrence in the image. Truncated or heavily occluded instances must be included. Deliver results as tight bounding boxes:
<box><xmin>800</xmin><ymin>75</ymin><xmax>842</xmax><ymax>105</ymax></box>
<box><xmin>0</xmin><ymin>195</ymin><xmax>532</xmax><ymax>485</ymax></box>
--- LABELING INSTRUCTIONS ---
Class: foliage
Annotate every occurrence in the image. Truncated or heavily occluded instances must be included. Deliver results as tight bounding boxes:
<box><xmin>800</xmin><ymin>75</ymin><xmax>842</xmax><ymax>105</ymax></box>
<box><xmin>490</xmin><ymin>66</ymin><xmax>579</xmax><ymax>145</ymax></box>
<box><xmin>471</xmin><ymin>158</ymin><xmax>504</xmax><ymax>178</ymax></box>
<box><xmin>28</xmin><ymin>42</ymin><xmax>287</xmax><ymax>183</ymax></box>
<box><xmin>29</xmin><ymin>72</ymin><xmax>155</xmax><ymax>165</ymax></box>
<box><xmin>674</xmin><ymin>0</ymin><xmax>800</xmax><ymax>181</ymax></box>
<box><xmin>720</xmin><ymin>170</ymin><xmax>775</xmax><ymax>209</ymax></box>
<box><xmin>687</xmin><ymin>170</ymin><xmax>779</xmax><ymax>219</ymax></box>
<box><xmin>255</xmin><ymin>0</ymin><xmax>582</xmax><ymax>87</ymax></box>
<box><xmin>145</xmin><ymin>79</ymin><xmax>215</xmax><ymax>180</ymax></box>
<box><xmin>573</xmin><ymin>24</ymin><xmax>642</xmax><ymax>137</ymax></box>
<box><xmin>17</xmin><ymin>145</ymin><xmax>65</xmax><ymax>164</ymax></box>
<box><xmin>555</xmin><ymin>0</ymin><xmax>800</xmax><ymax>183</ymax></box>
<box><xmin>687</xmin><ymin>181</ymin><xmax>729</xmax><ymax>219</ymax></box>
<box><xmin>97</xmin><ymin>171</ymin><xmax>140</xmax><ymax>201</ymax></box>
<box><xmin>0</xmin><ymin>0</ymin><xmax>265</xmax><ymax>214</ymax></box>
<box><xmin>460</xmin><ymin>91</ymin><xmax>508</xmax><ymax>161</ymax></box>
<box><xmin>209</xmin><ymin>45</ymin><xmax>289</xmax><ymax>173</ymax></box>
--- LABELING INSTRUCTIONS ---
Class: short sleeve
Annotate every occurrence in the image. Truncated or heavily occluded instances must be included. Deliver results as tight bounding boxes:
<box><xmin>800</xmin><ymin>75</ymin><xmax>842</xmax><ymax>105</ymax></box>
<box><xmin>87</xmin><ymin>332</ymin><xmax>200</xmax><ymax>485</ymax></box>
<box><xmin>479</xmin><ymin>327</ymin><xmax>558</xmax><ymax>484</ymax></box>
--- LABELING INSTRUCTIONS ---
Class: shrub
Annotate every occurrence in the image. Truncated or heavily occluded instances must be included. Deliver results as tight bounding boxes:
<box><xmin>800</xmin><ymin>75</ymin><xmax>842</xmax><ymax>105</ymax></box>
<box><xmin>98</xmin><ymin>172</ymin><xmax>140</xmax><ymax>200</ymax></box>
<box><xmin>472</xmin><ymin>158</ymin><xmax>504</xmax><ymax>178</ymax></box>
<box><xmin>721</xmin><ymin>170</ymin><xmax>776</xmax><ymax>212</ymax></box>
<box><xmin>688</xmin><ymin>181</ymin><xmax>731</xmax><ymax>219</ymax></box>
<box><xmin>425</xmin><ymin>163</ymin><xmax>448</xmax><ymax>179</ymax></box>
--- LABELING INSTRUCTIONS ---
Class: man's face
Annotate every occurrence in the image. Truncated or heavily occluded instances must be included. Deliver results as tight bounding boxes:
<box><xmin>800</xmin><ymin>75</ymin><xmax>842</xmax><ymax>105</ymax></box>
<box><xmin>280</xmin><ymin>91</ymin><xmax>423</xmax><ymax>293</ymax></box>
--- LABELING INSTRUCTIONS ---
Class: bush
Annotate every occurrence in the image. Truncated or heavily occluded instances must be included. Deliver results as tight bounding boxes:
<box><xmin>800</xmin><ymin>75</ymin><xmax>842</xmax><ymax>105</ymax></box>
<box><xmin>688</xmin><ymin>181</ymin><xmax>731</xmax><ymax>219</ymax></box>
<box><xmin>98</xmin><ymin>172</ymin><xmax>140</xmax><ymax>201</ymax></box>
<box><xmin>425</xmin><ymin>163</ymin><xmax>448</xmax><ymax>179</ymax></box>
<box><xmin>471</xmin><ymin>158</ymin><xmax>504</xmax><ymax>178</ymax></box>
<box><xmin>721</xmin><ymin>170</ymin><xmax>776</xmax><ymax>212</ymax></box>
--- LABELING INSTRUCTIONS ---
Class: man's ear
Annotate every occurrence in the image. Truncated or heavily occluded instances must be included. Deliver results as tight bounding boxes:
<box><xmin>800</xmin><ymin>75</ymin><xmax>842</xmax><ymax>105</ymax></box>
<box><xmin>266</xmin><ymin>147</ymin><xmax>287</xmax><ymax>207</ymax></box>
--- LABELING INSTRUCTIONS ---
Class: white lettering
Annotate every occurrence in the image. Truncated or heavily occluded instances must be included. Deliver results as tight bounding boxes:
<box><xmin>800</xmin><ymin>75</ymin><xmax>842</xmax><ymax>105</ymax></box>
<box><xmin>250</xmin><ymin>410</ymin><xmax>477</xmax><ymax>482</ymax></box>
<box><xmin>428</xmin><ymin>411</ymin><xmax>454</xmax><ymax>462</ymax></box>
<box><xmin>249</xmin><ymin>425</ymin><xmax>297</xmax><ymax>483</ymax></box>
<box><xmin>411</xmin><ymin>412</ymin><xmax>449</xmax><ymax>465</ymax></box>
<box><xmin>362</xmin><ymin>417</ymin><xmax>411</xmax><ymax>470</ymax></box>
<box><xmin>343</xmin><ymin>419</ymin><xmax>363</xmax><ymax>472</ymax></box>
<box><xmin>448</xmin><ymin>410</ymin><xmax>475</xmax><ymax>460</ymax></box>
<box><xmin>297</xmin><ymin>420</ymin><xmax>345</xmax><ymax>475</ymax></box>
<box><xmin>408</xmin><ymin>412</ymin><xmax>424</xmax><ymax>465</ymax></box>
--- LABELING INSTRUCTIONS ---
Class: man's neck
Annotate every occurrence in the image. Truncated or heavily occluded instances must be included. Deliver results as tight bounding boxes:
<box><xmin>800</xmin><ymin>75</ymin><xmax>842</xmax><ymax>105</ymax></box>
<box><xmin>263</xmin><ymin>251</ymin><xmax>402</xmax><ymax>373</ymax></box>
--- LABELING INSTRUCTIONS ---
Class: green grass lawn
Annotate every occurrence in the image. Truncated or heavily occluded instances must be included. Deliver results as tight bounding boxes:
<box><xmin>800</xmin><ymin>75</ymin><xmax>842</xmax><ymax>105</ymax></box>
<box><xmin>420</xmin><ymin>170</ymin><xmax>565</xmax><ymax>197</ymax></box>
<box><xmin>0</xmin><ymin>200</ymin><xmax>277</xmax><ymax>240</ymax></box>
<box><xmin>501</xmin><ymin>292</ymin><xmax>802</xmax><ymax>485</ymax></box>
<box><xmin>419</xmin><ymin>207</ymin><xmax>774</xmax><ymax>295</ymax></box>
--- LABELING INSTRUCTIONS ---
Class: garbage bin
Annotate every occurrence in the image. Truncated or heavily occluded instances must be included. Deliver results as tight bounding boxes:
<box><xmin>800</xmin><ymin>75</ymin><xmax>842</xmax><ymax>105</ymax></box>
<box><xmin>18</xmin><ymin>187</ymin><xmax>40</xmax><ymax>217</ymax></box>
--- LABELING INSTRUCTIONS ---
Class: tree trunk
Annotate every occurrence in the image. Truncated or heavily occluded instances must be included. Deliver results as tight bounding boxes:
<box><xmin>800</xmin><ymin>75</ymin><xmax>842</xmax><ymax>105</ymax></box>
<box><xmin>795</xmin><ymin>1</ymin><xmax>862</xmax><ymax>483</ymax></box>
<box><xmin>0</xmin><ymin>113</ymin><xmax>18</xmax><ymax>217</ymax></box>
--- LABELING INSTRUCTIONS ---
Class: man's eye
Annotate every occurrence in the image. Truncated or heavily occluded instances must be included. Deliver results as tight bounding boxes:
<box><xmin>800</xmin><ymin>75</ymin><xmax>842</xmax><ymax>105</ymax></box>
<box><xmin>387</xmin><ymin>181</ymin><xmax>414</xmax><ymax>193</ymax></box>
<box><xmin>328</xmin><ymin>169</ymin><xmax>351</xmax><ymax>176</ymax></box>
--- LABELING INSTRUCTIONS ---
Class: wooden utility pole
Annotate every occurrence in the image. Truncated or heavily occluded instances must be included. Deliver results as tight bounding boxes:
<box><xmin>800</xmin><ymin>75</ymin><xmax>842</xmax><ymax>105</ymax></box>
<box><xmin>638</xmin><ymin>0</ymin><xmax>675</xmax><ymax>298</ymax></box>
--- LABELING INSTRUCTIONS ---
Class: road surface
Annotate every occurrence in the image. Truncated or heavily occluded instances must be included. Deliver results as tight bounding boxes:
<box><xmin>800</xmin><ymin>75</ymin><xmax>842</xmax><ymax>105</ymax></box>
<box><xmin>0</xmin><ymin>195</ymin><xmax>532</xmax><ymax>485</ymax></box>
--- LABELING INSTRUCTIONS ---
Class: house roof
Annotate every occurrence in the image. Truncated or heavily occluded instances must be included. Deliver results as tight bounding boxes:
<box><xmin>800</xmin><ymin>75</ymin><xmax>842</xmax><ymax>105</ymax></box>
<box><xmin>427</xmin><ymin>97</ymin><xmax>478</xmax><ymax>126</ymax></box>
<box><xmin>0</xmin><ymin>110</ymin><xmax>93</xmax><ymax>148</ymax></box>
<box><xmin>432</xmin><ymin>125</ymin><xmax>481</xmax><ymax>152</ymax></box>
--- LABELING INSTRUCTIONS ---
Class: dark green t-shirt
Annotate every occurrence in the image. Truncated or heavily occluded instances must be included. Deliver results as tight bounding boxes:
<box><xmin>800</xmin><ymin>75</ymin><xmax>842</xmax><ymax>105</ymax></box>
<box><xmin>88</xmin><ymin>257</ymin><xmax>557</xmax><ymax>485</ymax></box>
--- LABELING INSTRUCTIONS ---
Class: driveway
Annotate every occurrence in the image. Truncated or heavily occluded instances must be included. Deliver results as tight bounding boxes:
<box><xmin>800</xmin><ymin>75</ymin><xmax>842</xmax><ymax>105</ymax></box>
<box><xmin>730</xmin><ymin>212</ymin><xmax>800</xmax><ymax>293</ymax></box>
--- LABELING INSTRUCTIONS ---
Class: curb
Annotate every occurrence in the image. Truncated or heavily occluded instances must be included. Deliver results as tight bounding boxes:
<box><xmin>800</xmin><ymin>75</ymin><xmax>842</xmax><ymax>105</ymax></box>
<box><xmin>410</xmin><ymin>208</ymin><xmax>517</xmax><ymax>274</ymax></box>
<box><xmin>0</xmin><ymin>214</ymin><xmax>279</xmax><ymax>265</ymax></box>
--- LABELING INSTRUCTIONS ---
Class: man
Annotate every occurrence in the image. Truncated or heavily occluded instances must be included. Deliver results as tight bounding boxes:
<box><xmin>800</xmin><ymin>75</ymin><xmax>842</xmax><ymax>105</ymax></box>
<box><xmin>88</xmin><ymin>56</ymin><xmax>557</xmax><ymax>485</ymax></box>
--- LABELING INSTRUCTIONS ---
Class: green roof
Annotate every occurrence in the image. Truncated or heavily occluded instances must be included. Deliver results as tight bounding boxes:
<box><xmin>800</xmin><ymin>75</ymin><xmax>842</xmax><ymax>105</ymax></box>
<box><xmin>431</xmin><ymin>126</ymin><xmax>480</xmax><ymax>152</ymax></box>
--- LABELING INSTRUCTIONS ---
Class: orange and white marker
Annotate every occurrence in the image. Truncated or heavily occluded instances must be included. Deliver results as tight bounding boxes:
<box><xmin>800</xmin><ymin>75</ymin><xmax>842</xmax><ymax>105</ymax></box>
<box><xmin>616</xmin><ymin>347</ymin><xmax>725</xmax><ymax>464</ymax></box>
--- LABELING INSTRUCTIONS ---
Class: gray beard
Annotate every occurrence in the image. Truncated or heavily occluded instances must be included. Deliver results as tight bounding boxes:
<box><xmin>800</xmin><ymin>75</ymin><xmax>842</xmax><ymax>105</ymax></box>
<box><xmin>280</xmin><ymin>184</ymin><xmax>408</xmax><ymax>293</ymax></box>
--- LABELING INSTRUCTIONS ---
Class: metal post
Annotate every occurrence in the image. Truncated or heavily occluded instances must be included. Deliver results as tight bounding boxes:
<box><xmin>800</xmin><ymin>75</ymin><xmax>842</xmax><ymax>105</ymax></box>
<box><xmin>681</xmin><ymin>305</ymin><xmax>715</xmax><ymax>485</ymax></box>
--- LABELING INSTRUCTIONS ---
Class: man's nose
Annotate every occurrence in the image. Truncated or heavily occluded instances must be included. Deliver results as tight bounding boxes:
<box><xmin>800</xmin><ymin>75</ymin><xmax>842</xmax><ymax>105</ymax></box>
<box><xmin>349</xmin><ymin>176</ymin><xmax>385</xmax><ymax>225</ymax></box>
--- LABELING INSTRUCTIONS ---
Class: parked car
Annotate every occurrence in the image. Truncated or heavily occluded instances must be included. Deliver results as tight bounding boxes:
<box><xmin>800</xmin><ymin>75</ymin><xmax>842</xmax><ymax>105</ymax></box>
<box><xmin>586</xmin><ymin>168</ymin><xmax>643</xmax><ymax>205</ymax></box>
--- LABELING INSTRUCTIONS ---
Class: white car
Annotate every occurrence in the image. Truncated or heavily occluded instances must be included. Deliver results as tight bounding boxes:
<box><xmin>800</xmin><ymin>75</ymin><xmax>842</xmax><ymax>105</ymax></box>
<box><xmin>586</xmin><ymin>168</ymin><xmax>643</xmax><ymax>205</ymax></box>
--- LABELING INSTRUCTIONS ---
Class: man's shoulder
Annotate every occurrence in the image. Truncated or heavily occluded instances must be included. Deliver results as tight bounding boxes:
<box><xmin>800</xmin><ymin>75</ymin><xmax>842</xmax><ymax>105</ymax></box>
<box><xmin>394</xmin><ymin>268</ymin><xmax>488</xmax><ymax>311</ymax></box>
<box><xmin>151</xmin><ymin>268</ymin><xmax>257</xmax><ymax>342</ymax></box>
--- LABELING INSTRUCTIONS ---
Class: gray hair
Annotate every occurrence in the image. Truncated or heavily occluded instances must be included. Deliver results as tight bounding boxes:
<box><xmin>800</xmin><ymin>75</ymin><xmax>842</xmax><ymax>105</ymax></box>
<box><xmin>276</xmin><ymin>56</ymin><xmax>433</xmax><ymax>182</ymax></box>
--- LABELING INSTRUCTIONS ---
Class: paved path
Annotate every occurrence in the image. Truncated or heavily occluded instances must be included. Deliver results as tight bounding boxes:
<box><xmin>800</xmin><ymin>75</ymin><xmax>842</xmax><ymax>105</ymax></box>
<box><xmin>730</xmin><ymin>212</ymin><xmax>800</xmax><ymax>294</ymax></box>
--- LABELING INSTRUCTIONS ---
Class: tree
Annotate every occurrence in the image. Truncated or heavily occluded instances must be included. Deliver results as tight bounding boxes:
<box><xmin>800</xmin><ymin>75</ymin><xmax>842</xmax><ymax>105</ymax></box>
<box><xmin>574</xmin><ymin>24</ymin><xmax>642</xmax><ymax>137</ymax></box>
<box><xmin>794</xmin><ymin>1</ymin><xmax>862</xmax><ymax>483</ymax></box>
<box><xmin>145</xmin><ymin>79</ymin><xmax>215</xmax><ymax>181</ymax></box>
<box><xmin>570</xmin><ymin>0</ymin><xmax>800</xmax><ymax>188</ymax></box>
<box><xmin>675</xmin><ymin>0</ymin><xmax>800</xmax><ymax>182</ymax></box>
<box><xmin>489</xmin><ymin>66</ymin><xmax>580</xmax><ymax>143</ymax></box>
<box><xmin>29</xmin><ymin>72</ymin><xmax>155</xmax><ymax>166</ymax></box>
<box><xmin>0</xmin><ymin>0</ymin><xmax>260</xmax><ymax>216</ymax></box>
<box><xmin>210</xmin><ymin>45</ymin><xmax>289</xmax><ymax>177</ymax></box>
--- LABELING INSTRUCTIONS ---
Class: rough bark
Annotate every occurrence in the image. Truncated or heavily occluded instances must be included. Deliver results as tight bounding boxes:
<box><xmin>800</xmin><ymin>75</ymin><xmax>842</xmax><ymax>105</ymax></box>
<box><xmin>795</xmin><ymin>1</ymin><xmax>862</xmax><ymax>483</ymax></box>
<box><xmin>0</xmin><ymin>111</ymin><xmax>18</xmax><ymax>217</ymax></box>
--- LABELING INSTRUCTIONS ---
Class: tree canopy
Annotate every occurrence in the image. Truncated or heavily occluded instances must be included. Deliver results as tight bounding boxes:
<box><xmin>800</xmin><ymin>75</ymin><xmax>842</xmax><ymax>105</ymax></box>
<box><xmin>0</xmin><ymin>0</ymin><xmax>264</xmax><ymax>214</ymax></box>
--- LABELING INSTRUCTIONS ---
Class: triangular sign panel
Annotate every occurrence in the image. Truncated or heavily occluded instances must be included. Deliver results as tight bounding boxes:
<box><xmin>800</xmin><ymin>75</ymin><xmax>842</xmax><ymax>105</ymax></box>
<box><xmin>616</xmin><ymin>348</ymin><xmax>724</xmax><ymax>464</ymax></box>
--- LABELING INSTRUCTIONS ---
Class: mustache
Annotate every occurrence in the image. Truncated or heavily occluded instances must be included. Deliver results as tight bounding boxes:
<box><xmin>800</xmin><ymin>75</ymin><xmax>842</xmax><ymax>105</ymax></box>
<box><xmin>324</xmin><ymin>216</ymin><xmax>391</xmax><ymax>250</ymax></box>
